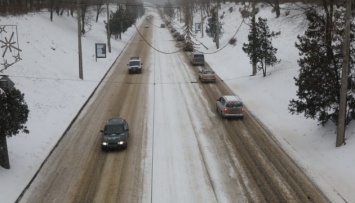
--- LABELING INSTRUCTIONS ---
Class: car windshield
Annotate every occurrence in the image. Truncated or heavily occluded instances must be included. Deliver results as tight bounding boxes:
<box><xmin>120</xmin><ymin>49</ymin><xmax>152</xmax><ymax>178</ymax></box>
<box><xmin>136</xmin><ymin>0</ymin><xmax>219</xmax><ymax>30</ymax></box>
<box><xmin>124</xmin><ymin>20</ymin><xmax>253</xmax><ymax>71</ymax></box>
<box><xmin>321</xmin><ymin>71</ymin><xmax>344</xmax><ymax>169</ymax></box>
<box><xmin>106</xmin><ymin>124</ymin><xmax>125</xmax><ymax>134</ymax></box>
<box><xmin>194</xmin><ymin>54</ymin><xmax>204</xmax><ymax>59</ymax></box>
<box><xmin>129</xmin><ymin>61</ymin><xmax>140</xmax><ymax>66</ymax></box>
<box><xmin>203</xmin><ymin>70</ymin><xmax>214</xmax><ymax>74</ymax></box>
<box><xmin>226</xmin><ymin>101</ymin><xmax>242</xmax><ymax>108</ymax></box>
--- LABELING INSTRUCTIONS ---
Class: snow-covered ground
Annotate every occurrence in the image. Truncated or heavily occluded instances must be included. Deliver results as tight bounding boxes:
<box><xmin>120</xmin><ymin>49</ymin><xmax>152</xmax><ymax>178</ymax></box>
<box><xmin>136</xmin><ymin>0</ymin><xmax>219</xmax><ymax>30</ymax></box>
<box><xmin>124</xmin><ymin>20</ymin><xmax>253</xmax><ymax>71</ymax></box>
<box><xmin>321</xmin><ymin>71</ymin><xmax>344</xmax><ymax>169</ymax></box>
<box><xmin>0</xmin><ymin>2</ymin><xmax>354</xmax><ymax>203</ymax></box>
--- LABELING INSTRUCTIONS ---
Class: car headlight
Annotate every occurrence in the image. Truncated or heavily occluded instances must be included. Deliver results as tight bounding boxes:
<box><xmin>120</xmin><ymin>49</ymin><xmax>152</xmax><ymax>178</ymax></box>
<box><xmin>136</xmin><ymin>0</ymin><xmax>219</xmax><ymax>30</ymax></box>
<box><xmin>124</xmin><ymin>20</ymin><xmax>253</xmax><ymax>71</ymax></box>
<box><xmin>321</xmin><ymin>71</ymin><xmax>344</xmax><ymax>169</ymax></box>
<box><xmin>102</xmin><ymin>142</ymin><xmax>108</xmax><ymax>146</ymax></box>
<box><xmin>118</xmin><ymin>141</ymin><xmax>124</xmax><ymax>145</ymax></box>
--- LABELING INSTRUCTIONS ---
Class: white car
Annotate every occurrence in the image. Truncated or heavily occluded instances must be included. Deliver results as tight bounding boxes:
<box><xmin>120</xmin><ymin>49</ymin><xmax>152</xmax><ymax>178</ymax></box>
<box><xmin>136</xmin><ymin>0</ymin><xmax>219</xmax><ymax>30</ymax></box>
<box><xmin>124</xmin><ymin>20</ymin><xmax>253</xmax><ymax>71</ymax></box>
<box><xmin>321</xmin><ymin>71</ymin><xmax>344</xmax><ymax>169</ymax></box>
<box><xmin>127</xmin><ymin>57</ymin><xmax>143</xmax><ymax>74</ymax></box>
<box><xmin>216</xmin><ymin>95</ymin><xmax>245</xmax><ymax>119</ymax></box>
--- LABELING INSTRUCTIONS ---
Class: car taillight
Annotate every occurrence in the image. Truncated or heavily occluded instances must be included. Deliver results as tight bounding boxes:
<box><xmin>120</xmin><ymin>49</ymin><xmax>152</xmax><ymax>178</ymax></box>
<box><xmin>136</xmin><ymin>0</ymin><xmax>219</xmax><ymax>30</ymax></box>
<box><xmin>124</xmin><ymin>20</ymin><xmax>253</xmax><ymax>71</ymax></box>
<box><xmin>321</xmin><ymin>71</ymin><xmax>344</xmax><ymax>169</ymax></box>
<box><xmin>242</xmin><ymin>108</ymin><xmax>245</xmax><ymax>113</ymax></box>
<box><xmin>224</xmin><ymin>108</ymin><xmax>228</xmax><ymax>113</ymax></box>
<box><xmin>202</xmin><ymin>75</ymin><xmax>206</xmax><ymax>78</ymax></box>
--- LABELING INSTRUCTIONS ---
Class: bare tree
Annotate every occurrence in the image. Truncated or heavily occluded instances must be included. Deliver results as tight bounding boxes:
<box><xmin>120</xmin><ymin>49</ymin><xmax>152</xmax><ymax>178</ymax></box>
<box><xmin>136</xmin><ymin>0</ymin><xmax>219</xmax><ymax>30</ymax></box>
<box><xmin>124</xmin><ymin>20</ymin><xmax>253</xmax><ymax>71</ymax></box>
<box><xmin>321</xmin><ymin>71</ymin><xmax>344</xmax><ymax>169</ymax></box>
<box><xmin>263</xmin><ymin>0</ymin><xmax>280</xmax><ymax>18</ymax></box>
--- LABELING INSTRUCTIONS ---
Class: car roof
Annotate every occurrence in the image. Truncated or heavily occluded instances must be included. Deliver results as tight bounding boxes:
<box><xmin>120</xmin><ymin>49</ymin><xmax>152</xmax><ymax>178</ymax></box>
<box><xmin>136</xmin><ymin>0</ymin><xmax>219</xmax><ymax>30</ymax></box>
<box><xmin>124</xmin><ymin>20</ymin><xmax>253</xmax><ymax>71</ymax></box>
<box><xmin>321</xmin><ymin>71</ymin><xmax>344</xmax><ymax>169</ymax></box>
<box><xmin>223</xmin><ymin>95</ymin><xmax>241</xmax><ymax>102</ymax></box>
<box><xmin>106</xmin><ymin>117</ymin><xmax>126</xmax><ymax>125</ymax></box>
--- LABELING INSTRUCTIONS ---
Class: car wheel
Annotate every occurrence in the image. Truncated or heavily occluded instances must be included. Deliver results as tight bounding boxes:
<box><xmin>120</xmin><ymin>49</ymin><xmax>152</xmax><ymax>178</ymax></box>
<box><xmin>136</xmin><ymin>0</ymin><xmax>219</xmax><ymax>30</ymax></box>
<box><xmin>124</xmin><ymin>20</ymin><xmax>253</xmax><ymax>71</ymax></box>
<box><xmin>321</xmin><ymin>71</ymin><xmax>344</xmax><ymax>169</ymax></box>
<box><xmin>221</xmin><ymin>113</ymin><xmax>225</xmax><ymax>119</ymax></box>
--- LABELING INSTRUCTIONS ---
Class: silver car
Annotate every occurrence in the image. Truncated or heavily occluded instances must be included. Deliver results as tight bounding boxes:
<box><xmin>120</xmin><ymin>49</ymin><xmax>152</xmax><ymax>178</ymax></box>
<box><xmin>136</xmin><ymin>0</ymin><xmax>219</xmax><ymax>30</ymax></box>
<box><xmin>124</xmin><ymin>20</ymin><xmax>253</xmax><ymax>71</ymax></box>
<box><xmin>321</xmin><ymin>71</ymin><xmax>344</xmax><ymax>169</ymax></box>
<box><xmin>199</xmin><ymin>70</ymin><xmax>216</xmax><ymax>83</ymax></box>
<box><xmin>216</xmin><ymin>95</ymin><xmax>244</xmax><ymax>119</ymax></box>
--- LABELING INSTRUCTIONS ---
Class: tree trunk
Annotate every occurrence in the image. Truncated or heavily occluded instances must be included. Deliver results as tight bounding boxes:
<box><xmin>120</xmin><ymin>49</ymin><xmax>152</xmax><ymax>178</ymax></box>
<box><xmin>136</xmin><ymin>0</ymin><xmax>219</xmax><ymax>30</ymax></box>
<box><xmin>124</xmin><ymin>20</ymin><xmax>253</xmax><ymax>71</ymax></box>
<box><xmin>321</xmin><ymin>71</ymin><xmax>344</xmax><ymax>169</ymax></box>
<box><xmin>0</xmin><ymin>135</ymin><xmax>10</xmax><ymax>169</ymax></box>
<box><xmin>274</xmin><ymin>0</ymin><xmax>280</xmax><ymax>18</ymax></box>
<box><xmin>96</xmin><ymin>4</ymin><xmax>102</xmax><ymax>22</ymax></box>
<box><xmin>49</xmin><ymin>0</ymin><xmax>54</xmax><ymax>21</ymax></box>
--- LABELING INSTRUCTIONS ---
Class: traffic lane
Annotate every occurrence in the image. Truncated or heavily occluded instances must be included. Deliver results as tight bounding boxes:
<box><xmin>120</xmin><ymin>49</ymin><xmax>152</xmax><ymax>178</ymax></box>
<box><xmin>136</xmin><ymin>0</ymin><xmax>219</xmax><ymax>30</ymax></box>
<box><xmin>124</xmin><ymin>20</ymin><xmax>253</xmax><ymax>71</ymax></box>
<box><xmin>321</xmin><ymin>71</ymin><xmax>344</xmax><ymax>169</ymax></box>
<box><xmin>193</xmin><ymin>61</ymin><xmax>330</xmax><ymax>202</ymax></box>
<box><xmin>149</xmin><ymin>13</ymin><xmax>252</xmax><ymax>202</ymax></box>
<box><xmin>19</xmin><ymin>18</ymin><xmax>152</xmax><ymax>203</ymax></box>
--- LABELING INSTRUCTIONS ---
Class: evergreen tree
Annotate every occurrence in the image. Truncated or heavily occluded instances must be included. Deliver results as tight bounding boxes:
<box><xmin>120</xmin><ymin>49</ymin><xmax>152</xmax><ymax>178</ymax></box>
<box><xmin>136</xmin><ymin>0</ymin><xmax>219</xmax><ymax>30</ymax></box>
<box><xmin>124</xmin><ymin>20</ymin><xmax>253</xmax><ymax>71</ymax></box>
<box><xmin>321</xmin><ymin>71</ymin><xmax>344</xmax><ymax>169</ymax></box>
<box><xmin>289</xmin><ymin>7</ymin><xmax>355</xmax><ymax>126</ymax></box>
<box><xmin>164</xmin><ymin>1</ymin><xmax>175</xmax><ymax>19</ymax></box>
<box><xmin>107</xmin><ymin>5</ymin><xmax>136</xmax><ymax>40</ymax></box>
<box><xmin>182</xmin><ymin>2</ymin><xmax>196</xmax><ymax>52</ymax></box>
<box><xmin>257</xmin><ymin>18</ymin><xmax>280</xmax><ymax>76</ymax></box>
<box><xmin>206</xmin><ymin>6</ymin><xmax>222</xmax><ymax>43</ymax></box>
<box><xmin>0</xmin><ymin>87</ymin><xmax>29</xmax><ymax>169</ymax></box>
<box><xmin>242</xmin><ymin>17</ymin><xmax>280</xmax><ymax>77</ymax></box>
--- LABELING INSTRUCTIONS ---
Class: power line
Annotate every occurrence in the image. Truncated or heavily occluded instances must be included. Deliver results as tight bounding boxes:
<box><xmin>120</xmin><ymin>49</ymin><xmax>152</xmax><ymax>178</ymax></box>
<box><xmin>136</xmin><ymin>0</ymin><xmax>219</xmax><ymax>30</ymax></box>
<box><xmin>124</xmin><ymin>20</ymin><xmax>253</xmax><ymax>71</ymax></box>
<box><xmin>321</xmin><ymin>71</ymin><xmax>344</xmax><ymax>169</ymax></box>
<box><xmin>195</xmin><ymin>18</ymin><xmax>245</xmax><ymax>55</ymax></box>
<box><xmin>133</xmin><ymin>23</ymin><xmax>184</xmax><ymax>54</ymax></box>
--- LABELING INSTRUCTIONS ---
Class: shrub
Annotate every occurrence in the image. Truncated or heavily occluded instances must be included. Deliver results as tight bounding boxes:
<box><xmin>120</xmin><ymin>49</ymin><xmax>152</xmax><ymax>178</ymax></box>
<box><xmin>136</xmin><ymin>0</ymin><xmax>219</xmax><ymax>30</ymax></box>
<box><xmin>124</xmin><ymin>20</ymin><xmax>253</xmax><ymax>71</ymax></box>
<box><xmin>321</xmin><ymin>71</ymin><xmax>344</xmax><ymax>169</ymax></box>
<box><xmin>240</xmin><ymin>9</ymin><xmax>250</xmax><ymax>18</ymax></box>
<box><xmin>229</xmin><ymin>37</ymin><xmax>237</xmax><ymax>45</ymax></box>
<box><xmin>183</xmin><ymin>42</ymin><xmax>194</xmax><ymax>52</ymax></box>
<box><xmin>229</xmin><ymin>6</ymin><xmax>233</xmax><ymax>13</ymax></box>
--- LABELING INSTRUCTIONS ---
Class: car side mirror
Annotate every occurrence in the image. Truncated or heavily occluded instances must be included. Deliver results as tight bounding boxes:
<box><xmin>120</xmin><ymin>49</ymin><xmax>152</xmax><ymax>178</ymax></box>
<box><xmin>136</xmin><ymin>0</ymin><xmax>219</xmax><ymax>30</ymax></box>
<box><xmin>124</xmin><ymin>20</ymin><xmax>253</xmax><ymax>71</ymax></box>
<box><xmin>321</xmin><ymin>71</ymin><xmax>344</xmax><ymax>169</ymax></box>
<box><xmin>127</xmin><ymin>64</ymin><xmax>129</xmax><ymax>66</ymax></box>
<box><xmin>100</xmin><ymin>130</ymin><xmax>104</xmax><ymax>133</ymax></box>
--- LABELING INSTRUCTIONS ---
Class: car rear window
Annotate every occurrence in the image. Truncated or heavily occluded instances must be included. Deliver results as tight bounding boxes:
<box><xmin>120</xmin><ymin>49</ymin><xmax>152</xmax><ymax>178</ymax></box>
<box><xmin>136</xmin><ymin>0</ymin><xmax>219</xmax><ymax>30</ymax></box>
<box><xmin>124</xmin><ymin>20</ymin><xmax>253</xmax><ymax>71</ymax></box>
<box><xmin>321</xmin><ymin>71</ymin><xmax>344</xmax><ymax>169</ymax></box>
<box><xmin>226</xmin><ymin>101</ymin><xmax>242</xmax><ymax>108</ymax></box>
<box><xmin>203</xmin><ymin>70</ymin><xmax>214</xmax><ymax>74</ymax></box>
<box><xmin>194</xmin><ymin>54</ymin><xmax>204</xmax><ymax>59</ymax></box>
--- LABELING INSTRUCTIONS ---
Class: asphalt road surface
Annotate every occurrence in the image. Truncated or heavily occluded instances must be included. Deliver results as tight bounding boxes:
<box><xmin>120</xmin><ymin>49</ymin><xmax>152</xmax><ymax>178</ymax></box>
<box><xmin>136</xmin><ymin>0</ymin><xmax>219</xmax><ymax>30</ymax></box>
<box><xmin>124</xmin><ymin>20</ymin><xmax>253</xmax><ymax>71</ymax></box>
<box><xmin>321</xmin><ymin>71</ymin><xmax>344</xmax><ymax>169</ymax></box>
<box><xmin>18</xmin><ymin>13</ymin><xmax>330</xmax><ymax>203</ymax></box>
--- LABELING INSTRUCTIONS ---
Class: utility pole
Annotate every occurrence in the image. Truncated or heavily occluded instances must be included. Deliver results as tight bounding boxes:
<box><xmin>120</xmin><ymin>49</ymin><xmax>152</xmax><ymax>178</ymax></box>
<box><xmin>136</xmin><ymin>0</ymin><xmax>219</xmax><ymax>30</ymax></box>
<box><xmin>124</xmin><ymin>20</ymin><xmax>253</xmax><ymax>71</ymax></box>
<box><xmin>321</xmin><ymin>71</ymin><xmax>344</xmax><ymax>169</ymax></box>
<box><xmin>106</xmin><ymin>2</ymin><xmax>111</xmax><ymax>53</ymax></box>
<box><xmin>77</xmin><ymin>0</ymin><xmax>83</xmax><ymax>79</ymax></box>
<box><xmin>251</xmin><ymin>0</ymin><xmax>257</xmax><ymax>75</ymax></box>
<box><xmin>216</xmin><ymin>1</ymin><xmax>219</xmax><ymax>49</ymax></box>
<box><xmin>180</xmin><ymin>7</ymin><xmax>182</xmax><ymax>23</ymax></box>
<box><xmin>201</xmin><ymin>5</ymin><xmax>203</xmax><ymax>38</ymax></box>
<box><xmin>336</xmin><ymin>0</ymin><xmax>351</xmax><ymax>147</ymax></box>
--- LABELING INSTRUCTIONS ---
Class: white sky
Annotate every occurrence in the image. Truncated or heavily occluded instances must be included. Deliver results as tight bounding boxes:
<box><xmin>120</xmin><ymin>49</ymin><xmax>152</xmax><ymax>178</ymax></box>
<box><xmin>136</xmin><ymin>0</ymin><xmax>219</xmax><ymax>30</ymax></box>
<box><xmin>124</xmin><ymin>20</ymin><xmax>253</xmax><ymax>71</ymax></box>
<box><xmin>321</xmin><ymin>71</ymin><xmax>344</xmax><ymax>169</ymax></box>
<box><xmin>0</xmin><ymin>2</ymin><xmax>354</xmax><ymax>203</ymax></box>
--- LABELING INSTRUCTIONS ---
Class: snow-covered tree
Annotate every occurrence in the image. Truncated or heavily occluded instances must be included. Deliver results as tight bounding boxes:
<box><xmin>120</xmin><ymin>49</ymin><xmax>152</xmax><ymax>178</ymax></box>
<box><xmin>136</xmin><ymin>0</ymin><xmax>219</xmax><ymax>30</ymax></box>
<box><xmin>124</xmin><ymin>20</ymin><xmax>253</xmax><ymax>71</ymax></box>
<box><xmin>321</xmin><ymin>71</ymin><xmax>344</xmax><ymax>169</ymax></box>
<box><xmin>0</xmin><ymin>87</ymin><xmax>29</xmax><ymax>169</ymax></box>
<box><xmin>242</xmin><ymin>17</ymin><xmax>280</xmax><ymax>77</ymax></box>
<box><xmin>107</xmin><ymin>4</ymin><xmax>135</xmax><ymax>39</ymax></box>
<box><xmin>206</xmin><ymin>5</ymin><xmax>223</xmax><ymax>45</ymax></box>
<box><xmin>289</xmin><ymin>6</ymin><xmax>355</xmax><ymax>126</ymax></box>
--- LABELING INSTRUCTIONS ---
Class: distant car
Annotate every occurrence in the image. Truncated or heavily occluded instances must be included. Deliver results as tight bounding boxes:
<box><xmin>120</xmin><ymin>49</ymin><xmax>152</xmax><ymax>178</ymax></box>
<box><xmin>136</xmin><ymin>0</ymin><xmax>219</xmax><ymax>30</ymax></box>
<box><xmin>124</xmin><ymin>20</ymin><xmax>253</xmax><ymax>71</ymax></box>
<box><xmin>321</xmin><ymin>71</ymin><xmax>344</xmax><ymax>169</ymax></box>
<box><xmin>144</xmin><ymin>24</ymin><xmax>149</xmax><ymax>28</ymax></box>
<box><xmin>216</xmin><ymin>95</ymin><xmax>245</xmax><ymax>119</ymax></box>
<box><xmin>173</xmin><ymin>32</ymin><xmax>180</xmax><ymax>38</ymax></box>
<box><xmin>177</xmin><ymin>34</ymin><xmax>185</xmax><ymax>41</ymax></box>
<box><xmin>199</xmin><ymin>70</ymin><xmax>216</xmax><ymax>83</ymax></box>
<box><xmin>127</xmin><ymin>56</ymin><xmax>143</xmax><ymax>74</ymax></box>
<box><xmin>190</xmin><ymin>52</ymin><xmax>205</xmax><ymax>66</ymax></box>
<box><xmin>171</xmin><ymin>28</ymin><xmax>176</xmax><ymax>33</ymax></box>
<box><xmin>101</xmin><ymin>118</ymin><xmax>129</xmax><ymax>150</ymax></box>
<box><xmin>160</xmin><ymin>24</ymin><xmax>166</xmax><ymax>28</ymax></box>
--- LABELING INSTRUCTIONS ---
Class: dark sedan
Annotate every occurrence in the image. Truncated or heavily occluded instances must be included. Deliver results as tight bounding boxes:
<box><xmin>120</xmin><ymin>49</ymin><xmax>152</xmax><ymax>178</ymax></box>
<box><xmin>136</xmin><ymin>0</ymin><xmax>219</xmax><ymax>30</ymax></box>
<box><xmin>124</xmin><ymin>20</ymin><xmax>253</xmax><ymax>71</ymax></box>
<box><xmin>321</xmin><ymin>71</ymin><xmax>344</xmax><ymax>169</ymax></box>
<box><xmin>101</xmin><ymin>117</ymin><xmax>129</xmax><ymax>150</ymax></box>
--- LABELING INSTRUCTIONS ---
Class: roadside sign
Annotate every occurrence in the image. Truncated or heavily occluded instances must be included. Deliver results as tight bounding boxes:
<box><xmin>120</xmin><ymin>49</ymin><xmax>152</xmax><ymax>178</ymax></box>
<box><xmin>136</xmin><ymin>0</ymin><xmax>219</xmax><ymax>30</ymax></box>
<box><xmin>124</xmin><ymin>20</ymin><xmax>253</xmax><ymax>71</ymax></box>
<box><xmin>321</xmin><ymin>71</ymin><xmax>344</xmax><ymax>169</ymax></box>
<box><xmin>95</xmin><ymin>43</ymin><xmax>106</xmax><ymax>61</ymax></box>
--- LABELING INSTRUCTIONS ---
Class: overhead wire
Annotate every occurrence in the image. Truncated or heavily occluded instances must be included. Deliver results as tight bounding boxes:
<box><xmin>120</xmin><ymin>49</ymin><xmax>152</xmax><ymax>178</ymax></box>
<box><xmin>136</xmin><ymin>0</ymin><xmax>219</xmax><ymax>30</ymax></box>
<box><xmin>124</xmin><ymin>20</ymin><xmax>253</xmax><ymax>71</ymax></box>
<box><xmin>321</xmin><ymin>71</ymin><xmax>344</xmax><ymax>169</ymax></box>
<box><xmin>133</xmin><ymin>23</ymin><xmax>184</xmax><ymax>54</ymax></box>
